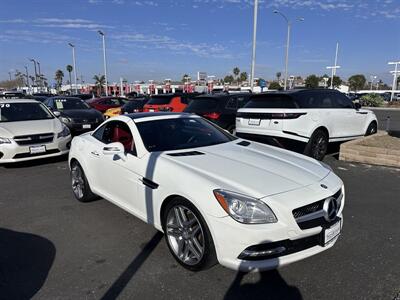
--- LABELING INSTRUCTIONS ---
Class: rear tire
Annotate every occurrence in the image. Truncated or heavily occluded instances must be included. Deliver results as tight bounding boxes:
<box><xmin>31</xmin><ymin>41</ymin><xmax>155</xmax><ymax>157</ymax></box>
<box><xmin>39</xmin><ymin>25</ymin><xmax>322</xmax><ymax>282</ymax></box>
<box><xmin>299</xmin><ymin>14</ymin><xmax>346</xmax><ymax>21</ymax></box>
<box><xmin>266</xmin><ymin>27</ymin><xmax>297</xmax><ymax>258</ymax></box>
<box><xmin>162</xmin><ymin>197</ymin><xmax>217</xmax><ymax>271</ymax></box>
<box><xmin>304</xmin><ymin>129</ymin><xmax>328</xmax><ymax>161</ymax></box>
<box><xmin>227</xmin><ymin>124</ymin><xmax>236</xmax><ymax>135</ymax></box>
<box><xmin>365</xmin><ymin>122</ymin><xmax>377</xmax><ymax>136</ymax></box>
<box><xmin>70</xmin><ymin>161</ymin><xmax>97</xmax><ymax>202</ymax></box>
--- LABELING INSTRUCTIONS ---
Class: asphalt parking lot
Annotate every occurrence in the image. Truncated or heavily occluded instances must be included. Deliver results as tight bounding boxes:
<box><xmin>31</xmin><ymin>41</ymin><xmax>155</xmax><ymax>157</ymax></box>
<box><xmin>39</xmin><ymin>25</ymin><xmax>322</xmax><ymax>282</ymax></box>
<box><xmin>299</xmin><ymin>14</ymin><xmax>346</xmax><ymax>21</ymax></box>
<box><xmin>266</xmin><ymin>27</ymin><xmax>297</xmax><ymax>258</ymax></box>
<box><xmin>371</xmin><ymin>108</ymin><xmax>400</xmax><ymax>134</ymax></box>
<box><xmin>1</xmin><ymin>155</ymin><xmax>399</xmax><ymax>300</ymax></box>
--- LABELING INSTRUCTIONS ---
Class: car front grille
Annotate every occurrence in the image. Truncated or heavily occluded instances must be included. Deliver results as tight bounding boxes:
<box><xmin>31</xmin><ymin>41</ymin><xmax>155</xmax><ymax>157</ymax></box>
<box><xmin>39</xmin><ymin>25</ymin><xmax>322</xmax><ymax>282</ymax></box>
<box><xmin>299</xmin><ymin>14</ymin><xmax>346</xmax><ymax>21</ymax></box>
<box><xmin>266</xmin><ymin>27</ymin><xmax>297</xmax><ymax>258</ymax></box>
<box><xmin>293</xmin><ymin>189</ymin><xmax>343</xmax><ymax>230</ymax></box>
<box><xmin>13</xmin><ymin>133</ymin><xmax>54</xmax><ymax>145</ymax></box>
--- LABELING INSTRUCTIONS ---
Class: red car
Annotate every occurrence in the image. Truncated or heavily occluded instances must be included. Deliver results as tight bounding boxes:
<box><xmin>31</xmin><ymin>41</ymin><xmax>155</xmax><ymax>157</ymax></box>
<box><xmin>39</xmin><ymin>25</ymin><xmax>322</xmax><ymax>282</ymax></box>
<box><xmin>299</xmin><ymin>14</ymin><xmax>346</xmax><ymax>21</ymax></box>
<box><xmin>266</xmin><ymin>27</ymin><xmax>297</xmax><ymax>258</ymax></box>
<box><xmin>143</xmin><ymin>94</ymin><xmax>192</xmax><ymax>112</ymax></box>
<box><xmin>87</xmin><ymin>97</ymin><xmax>129</xmax><ymax>113</ymax></box>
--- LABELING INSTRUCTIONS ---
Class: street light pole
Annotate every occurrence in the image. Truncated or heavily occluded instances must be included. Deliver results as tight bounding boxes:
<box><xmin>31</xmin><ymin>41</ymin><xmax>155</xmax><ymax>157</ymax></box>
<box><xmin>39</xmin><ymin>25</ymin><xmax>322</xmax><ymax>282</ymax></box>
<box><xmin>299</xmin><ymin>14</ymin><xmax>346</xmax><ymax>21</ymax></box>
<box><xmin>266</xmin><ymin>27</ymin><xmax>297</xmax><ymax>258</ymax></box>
<box><xmin>388</xmin><ymin>61</ymin><xmax>400</xmax><ymax>102</ymax></box>
<box><xmin>98</xmin><ymin>30</ymin><xmax>108</xmax><ymax>96</ymax></box>
<box><xmin>370</xmin><ymin>75</ymin><xmax>377</xmax><ymax>91</ymax></box>
<box><xmin>274</xmin><ymin>11</ymin><xmax>304</xmax><ymax>91</ymax></box>
<box><xmin>68</xmin><ymin>43</ymin><xmax>78</xmax><ymax>94</ymax></box>
<box><xmin>250</xmin><ymin>0</ymin><xmax>258</xmax><ymax>92</ymax></box>
<box><xmin>24</xmin><ymin>66</ymin><xmax>30</xmax><ymax>92</ymax></box>
<box><xmin>29</xmin><ymin>58</ymin><xmax>37</xmax><ymax>89</ymax></box>
<box><xmin>37</xmin><ymin>61</ymin><xmax>42</xmax><ymax>91</ymax></box>
<box><xmin>8</xmin><ymin>72</ymin><xmax>12</xmax><ymax>81</ymax></box>
<box><xmin>326</xmin><ymin>43</ymin><xmax>340</xmax><ymax>89</ymax></box>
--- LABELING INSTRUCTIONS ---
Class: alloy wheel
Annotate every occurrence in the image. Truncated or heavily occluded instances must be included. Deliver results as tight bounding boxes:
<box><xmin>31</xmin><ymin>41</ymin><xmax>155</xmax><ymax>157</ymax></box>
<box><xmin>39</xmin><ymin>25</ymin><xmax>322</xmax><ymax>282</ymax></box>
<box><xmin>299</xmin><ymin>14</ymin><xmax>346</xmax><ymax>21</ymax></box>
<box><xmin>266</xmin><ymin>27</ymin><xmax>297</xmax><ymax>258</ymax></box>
<box><xmin>166</xmin><ymin>205</ymin><xmax>205</xmax><ymax>266</ymax></box>
<box><xmin>71</xmin><ymin>165</ymin><xmax>85</xmax><ymax>199</ymax></box>
<box><xmin>312</xmin><ymin>135</ymin><xmax>327</xmax><ymax>160</ymax></box>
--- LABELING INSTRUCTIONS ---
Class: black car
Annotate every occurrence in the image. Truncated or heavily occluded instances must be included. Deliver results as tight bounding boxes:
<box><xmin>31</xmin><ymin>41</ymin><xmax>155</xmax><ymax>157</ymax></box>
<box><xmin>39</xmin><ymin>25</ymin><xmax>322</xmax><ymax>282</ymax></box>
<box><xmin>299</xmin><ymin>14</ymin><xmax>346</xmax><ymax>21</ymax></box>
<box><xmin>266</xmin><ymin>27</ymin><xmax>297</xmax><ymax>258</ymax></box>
<box><xmin>70</xmin><ymin>94</ymin><xmax>95</xmax><ymax>101</ymax></box>
<box><xmin>184</xmin><ymin>93</ymin><xmax>251</xmax><ymax>133</ymax></box>
<box><xmin>120</xmin><ymin>97</ymin><xmax>149</xmax><ymax>114</ymax></box>
<box><xmin>44</xmin><ymin>97</ymin><xmax>104</xmax><ymax>134</ymax></box>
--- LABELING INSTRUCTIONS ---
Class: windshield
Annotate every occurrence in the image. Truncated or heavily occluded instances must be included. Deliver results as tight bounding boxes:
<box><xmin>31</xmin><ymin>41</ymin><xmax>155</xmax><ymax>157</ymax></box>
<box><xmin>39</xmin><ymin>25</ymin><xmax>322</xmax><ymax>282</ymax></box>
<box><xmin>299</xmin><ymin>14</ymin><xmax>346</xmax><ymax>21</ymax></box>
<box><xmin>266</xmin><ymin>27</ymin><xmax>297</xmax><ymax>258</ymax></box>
<box><xmin>136</xmin><ymin>117</ymin><xmax>236</xmax><ymax>152</ymax></box>
<box><xmin>147</xmin><ymin>96</ymin><xmax>173</xmax><ymax>105</ymax></box>
<box><xmin>54</xmin><ymin>98</ymin><xmax>90</xmax><ymax>110</ymax></box>
<box><xmin>0</xmin><ymin>102</ymin><xmax>54</xmax><ymax>122</ymax></box>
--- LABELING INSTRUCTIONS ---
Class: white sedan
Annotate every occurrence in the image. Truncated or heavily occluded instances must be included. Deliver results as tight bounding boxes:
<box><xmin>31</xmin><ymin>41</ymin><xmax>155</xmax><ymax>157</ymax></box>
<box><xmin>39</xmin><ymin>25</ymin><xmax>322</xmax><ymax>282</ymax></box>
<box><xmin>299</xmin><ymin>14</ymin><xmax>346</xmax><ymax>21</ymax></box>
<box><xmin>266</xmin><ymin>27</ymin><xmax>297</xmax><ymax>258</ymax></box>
<box><xmin>68</xmin><ymin>112</ymin><xmax>344</xmax><ymax>272</ymax></box>
<box><xmin>0</xmin><ymin>99</ymin><xmax>71</xmax><ymax>163</ymax></box>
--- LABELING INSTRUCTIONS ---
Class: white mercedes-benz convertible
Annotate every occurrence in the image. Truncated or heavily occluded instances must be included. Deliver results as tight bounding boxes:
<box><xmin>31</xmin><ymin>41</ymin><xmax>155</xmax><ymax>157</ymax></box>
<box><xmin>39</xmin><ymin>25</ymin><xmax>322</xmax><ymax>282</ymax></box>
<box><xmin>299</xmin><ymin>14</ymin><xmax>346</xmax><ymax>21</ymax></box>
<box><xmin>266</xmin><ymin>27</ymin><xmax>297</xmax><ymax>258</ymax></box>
<box><xmin>68</xmin><ymin>112</ymin><xmax>344</xmax><ymax>272</ymax></box>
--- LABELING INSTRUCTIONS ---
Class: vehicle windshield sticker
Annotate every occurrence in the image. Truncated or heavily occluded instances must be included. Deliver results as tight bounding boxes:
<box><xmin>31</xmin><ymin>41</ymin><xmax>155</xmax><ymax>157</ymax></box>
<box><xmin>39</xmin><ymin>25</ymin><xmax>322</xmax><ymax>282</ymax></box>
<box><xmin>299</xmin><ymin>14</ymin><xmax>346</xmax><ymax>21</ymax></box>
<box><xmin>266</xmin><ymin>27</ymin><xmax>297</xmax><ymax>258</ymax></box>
<box><xmin>55</xmin><ymin>101</ymin><xmax>64</xmax><ymax>110</ymax></box>
<box><xmin>0</xmin><ymin>104</ymin><xmax>11</xmax><ymax>121</ymax></box>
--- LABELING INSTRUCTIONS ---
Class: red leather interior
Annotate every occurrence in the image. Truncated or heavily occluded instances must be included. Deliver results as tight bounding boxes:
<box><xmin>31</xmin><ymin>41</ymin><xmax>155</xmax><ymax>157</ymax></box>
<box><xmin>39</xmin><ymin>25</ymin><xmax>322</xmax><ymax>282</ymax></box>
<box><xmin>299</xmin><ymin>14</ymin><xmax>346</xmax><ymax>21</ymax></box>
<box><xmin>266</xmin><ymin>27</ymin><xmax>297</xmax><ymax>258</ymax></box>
<box><xmin>112</xmin><ymin>126</ymin><xmax>133</xmax><ymax>151</ymax></box>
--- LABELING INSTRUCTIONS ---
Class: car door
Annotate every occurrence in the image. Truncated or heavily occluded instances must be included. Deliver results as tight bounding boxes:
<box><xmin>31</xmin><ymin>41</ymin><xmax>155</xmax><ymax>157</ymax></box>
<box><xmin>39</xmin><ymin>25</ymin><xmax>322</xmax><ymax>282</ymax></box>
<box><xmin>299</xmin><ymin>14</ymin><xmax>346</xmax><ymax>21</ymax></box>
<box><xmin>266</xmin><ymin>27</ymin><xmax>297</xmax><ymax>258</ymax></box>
<box><xmin>334</xmin><ymin>92</ymin><xmax>366</xmax><ymax>137</ymax></box>
<box><xmin>90</xmin><ymin>120</ymin><xmax>143</xmax><ymax>217</ymax></box>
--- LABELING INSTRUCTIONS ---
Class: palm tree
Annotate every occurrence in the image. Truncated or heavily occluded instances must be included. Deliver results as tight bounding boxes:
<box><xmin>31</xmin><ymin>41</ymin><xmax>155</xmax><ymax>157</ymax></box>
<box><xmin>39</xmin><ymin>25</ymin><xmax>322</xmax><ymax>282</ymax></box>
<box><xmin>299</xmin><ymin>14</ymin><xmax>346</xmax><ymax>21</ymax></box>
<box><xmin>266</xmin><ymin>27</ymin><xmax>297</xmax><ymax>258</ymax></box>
<box><xmin>66</xmin><ymin>65</ymin><xmax>73</xmax><ymax>93</ymax></box>
<box><xmin>55</xmin><ymin>70</ymin><xmax>64</xmax><ymax>92</ymax></box>
<box><xmin>233</xmin><ymin>67</ymin><xmax>240</xmax><ymax>85</ymax></box>
<box><xmin>239</xmin><ymin>72</ymin><xmax>248</xmax><ymax>85</ymax></box>
<box><xmin>93</xmin><ymin>74</ymin><xmax>105</xmax><ymax>96</ymax></box>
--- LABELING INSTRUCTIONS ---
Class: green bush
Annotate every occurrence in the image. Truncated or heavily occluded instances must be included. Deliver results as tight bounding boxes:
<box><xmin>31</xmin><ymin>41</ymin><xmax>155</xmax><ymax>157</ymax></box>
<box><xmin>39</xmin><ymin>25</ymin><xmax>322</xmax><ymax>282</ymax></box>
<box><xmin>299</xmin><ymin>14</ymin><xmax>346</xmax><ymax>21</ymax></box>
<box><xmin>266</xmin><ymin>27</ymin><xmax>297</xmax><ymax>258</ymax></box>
<box><xmin>359</xmin><ymin>93</ymin><xmax>384</xmax><ymax>107</ymax></box>
<box><xmin>268</xmin><ymin>81</ymin><xmax>282</xmax><ymax>90</ymax></box>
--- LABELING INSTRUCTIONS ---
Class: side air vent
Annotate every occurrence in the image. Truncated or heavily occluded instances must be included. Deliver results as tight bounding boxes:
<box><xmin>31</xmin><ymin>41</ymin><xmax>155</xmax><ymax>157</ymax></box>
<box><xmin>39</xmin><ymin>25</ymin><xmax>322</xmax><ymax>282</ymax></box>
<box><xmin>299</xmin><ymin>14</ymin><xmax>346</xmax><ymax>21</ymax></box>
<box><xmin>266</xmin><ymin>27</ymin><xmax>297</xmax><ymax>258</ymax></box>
<box><xmin>168</xmin><ymin>151</ymin><xmax>205</xmax><ymax>157</ymax></box>
<box><xmin>237</xmin><ymin>141</ymin><xmax>251</xmax><ymax>147</ymax></box>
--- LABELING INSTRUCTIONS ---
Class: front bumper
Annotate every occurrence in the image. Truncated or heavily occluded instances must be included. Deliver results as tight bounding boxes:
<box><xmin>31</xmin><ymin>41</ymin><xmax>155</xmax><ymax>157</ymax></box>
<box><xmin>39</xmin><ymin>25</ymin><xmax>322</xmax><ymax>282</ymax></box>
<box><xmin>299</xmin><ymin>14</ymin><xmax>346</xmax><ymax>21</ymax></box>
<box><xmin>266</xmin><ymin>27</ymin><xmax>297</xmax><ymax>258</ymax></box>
<box><xmin>0</xmin><ymin>136</ymin><xmax>71</xmax><ymax>163</ymax></box>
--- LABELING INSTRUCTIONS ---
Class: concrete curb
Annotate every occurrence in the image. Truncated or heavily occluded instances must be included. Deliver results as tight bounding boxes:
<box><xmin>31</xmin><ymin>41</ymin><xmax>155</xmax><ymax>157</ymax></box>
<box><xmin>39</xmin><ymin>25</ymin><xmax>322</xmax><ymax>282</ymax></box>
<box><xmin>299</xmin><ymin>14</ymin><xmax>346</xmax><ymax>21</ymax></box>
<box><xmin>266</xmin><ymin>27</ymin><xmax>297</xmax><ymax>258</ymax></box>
<box><xmin>339</xmin><ymin>131</ymin><xmax>400</xmax><ymax>168</ymax></box>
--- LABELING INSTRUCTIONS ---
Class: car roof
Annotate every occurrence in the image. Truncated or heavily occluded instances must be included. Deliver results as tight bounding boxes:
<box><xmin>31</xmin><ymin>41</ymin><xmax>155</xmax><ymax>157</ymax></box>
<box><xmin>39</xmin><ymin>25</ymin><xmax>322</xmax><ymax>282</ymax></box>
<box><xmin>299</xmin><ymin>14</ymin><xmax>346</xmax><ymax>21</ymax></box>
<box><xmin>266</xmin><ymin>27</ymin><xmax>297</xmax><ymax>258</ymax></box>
<box><xmin>126</xmin><ymin>112</ymin><xmax>196</xmax><ymax>121</ymax></box>
<box><xmin>0</xmin><ymin>98</ymin><xmax>39</xmax><ymax>103</ymax></box>
<box><xmin>49</xmin><ymin>96</ymin><xmax>83</xmax><ymax>100</ymax></box>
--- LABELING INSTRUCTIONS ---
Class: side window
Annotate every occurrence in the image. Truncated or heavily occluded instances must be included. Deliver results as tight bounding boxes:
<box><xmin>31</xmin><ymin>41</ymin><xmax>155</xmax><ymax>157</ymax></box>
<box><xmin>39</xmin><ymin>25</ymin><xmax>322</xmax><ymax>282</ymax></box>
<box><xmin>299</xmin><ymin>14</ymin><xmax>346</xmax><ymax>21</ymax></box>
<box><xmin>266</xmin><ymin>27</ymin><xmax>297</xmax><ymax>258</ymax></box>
<box><xmin>92</xmin><ymin>121</ymin><xmax>136</xmax><ymax>155</ymax></box>
<box><xmin>295</xmin><ymin>92</ymin><xmax>319</xmax><ymax>108</ymax></box>
<box><xmin>226</xmin><ymin>97</ymin><xmax>238</xmax><ymax>110</ymax></box>
<box><xmin>237</xmin><ymin>96</ymin><xmax>247</xmax><ymax>108</ymax></box>
<box><xmin>334</xmin><ymin>93</ymin><xmax>354</xmax><ymax>109</ymax></box>
<box><xmin>316</xmin><ymin>93</ymin><xmax>334</xmax><ymax>108</ymax></box>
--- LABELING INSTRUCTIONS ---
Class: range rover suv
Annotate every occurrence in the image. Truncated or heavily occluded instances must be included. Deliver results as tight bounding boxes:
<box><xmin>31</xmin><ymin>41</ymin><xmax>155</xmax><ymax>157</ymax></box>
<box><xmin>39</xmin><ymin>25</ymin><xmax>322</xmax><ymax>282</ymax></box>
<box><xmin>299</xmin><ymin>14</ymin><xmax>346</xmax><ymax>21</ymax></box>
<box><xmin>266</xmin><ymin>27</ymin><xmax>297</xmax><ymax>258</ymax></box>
<box><xmin>236</xmin><ymin>89</ymin><xmax>378</xmax><ymax>160</ymax></box>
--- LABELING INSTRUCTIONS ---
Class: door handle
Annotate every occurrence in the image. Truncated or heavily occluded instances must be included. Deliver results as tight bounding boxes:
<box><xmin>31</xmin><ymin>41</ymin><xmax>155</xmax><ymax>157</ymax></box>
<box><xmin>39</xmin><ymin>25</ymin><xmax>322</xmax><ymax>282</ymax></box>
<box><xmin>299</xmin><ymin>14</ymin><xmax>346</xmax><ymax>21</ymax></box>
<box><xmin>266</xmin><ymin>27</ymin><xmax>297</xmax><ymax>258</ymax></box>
<box><xmin>90</xmin><ymin>151</ymin><xmax>100</xmax><ymax>157</ymax></box>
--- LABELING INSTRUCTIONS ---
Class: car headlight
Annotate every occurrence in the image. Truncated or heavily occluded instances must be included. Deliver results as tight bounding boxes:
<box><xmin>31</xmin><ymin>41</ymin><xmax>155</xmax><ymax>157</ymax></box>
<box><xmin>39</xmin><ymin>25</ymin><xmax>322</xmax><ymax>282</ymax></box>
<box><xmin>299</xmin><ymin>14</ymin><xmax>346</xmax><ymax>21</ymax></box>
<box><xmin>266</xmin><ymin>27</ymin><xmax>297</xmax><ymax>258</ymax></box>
<box><xmin>320</xmin><ymin>161</ymin><xmax>332</xmax><ymax>172</ymax></box>
<box><xmin>57</xmin><ymin>125</ymin><xmax>71</xmax><ymax>138</ymax></box>
<box><xmin>0</xmin><ymin>137</ymin><xmax>11</xmax><ymax>144</ymax></box>
<box><xmin>213</xmin><ymin>189</ymin><xmax>277</xmax><ymax>224</ymax></box>
<box><xmin>60</xmin><ymin>116</ymin><xmax>72</xmax><ymax>123</ymax></box>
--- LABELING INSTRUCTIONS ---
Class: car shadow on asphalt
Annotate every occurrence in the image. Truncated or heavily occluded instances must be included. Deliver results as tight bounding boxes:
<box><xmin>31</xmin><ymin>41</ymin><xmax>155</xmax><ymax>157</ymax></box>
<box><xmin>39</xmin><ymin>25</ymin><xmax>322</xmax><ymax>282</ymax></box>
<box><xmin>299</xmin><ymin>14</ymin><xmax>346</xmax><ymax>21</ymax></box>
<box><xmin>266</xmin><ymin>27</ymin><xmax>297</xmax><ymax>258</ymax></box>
<box><xmin>224</xmin><ymin>270</ymin><xmax>302</xmax><ymax>300</ymax></box>
<box><xmin>0</xmin><ymin>154</ymin><xmax>68</xmax><ymax>169</ymax></box>
<box><xmin>0</xmin><ymin>228</ymin><xmax>56</xmax><ymax>299</ymax></box>
<box><xmin>100</xmin><ymin>232</ymin><xmax>163</xmax><ymax>300</ymax></box>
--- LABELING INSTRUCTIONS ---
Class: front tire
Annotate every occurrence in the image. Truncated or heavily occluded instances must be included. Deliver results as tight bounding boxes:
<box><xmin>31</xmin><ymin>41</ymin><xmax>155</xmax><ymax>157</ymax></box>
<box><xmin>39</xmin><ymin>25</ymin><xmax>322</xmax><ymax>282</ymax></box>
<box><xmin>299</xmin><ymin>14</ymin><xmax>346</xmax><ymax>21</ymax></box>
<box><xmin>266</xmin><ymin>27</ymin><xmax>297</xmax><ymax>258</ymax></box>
<box><xmin>304</xmin><ymin>129</ymin><xmax>329</xmax><ymax>161</ymax></box>
<box><xmin>70</xmin><ymin>161</ymin><xmax>97</xmax><ymax>202</ymax></box>
<box><xmin>162</xmin><ymin>198</ymin><xmax>216</xmax><ymax>271</ymax></box>
<box><xmin>365</xmin><ymin>122</ymin><xmax>377</xmax><ymax>136</ymax></box>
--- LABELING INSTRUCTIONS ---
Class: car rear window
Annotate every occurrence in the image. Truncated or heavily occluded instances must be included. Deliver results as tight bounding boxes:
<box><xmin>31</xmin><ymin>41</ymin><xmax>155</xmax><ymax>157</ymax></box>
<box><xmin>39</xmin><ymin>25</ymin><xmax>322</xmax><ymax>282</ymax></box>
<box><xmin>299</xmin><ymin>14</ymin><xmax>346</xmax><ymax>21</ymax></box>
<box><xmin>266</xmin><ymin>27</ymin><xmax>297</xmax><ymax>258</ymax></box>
<box><xmin>185</xmin><ymin>98</ymin><xmax>219</xmax><ymax>111</ymax></box>
<box><xmin>147</xmin><ymin>96</ymin><xmax>173</xmax><ymax>105</ymax></box>
<box><xmin>244</xmin><ymin>94</ymin><xmax>297</xmax><ymax>109</ymax></box>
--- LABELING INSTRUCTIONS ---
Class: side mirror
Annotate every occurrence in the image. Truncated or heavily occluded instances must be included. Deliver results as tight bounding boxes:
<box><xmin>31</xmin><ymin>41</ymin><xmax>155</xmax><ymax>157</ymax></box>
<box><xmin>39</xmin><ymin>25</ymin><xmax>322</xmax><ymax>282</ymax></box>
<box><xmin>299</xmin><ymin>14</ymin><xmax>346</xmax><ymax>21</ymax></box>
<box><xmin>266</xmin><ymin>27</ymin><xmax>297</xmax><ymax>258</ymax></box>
<box><xmin>53</xmin><ymin>111</ymin><xmax>61</xmax><ymax>117</ymax></box>
<box><xmin>103</xmin><ymin>142</ymin><xmax>125</xmax><ymax>156</ymax></box>
<box><xmin>354</xmin><ymin>102</ymin><xmax>361</xmax><ymax>110</ymax></box>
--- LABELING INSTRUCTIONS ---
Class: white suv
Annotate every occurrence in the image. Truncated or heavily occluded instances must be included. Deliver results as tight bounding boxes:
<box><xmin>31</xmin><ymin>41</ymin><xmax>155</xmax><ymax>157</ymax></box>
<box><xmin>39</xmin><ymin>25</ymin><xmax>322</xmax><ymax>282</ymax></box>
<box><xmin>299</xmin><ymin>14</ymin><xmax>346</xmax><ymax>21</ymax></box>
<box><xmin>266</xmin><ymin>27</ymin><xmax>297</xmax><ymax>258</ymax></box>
<box><xmin>236</xmin><ymin>89</ymin><xmax>378</xmax><ymax>160</ymax></box>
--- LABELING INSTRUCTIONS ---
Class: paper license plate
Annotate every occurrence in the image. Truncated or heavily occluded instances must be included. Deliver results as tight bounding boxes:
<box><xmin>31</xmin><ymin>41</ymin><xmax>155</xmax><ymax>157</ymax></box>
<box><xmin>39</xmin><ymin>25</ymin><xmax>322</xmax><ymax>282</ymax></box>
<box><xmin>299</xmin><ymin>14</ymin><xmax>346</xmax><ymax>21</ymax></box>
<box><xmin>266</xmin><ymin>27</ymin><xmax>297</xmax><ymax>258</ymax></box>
<box><xmin>30</xmin><ymin>145</ymin><xmax>46</xmax><ymax>154</ymax></box>
<box><xmin>248</xmin><ymin>118</ymin><xmax>261</xmax><ymax>126</ymax></box>
<box><xmin>323</xmin><ymin>220</ymin><xmax>341</xmax><ymax>245</ymax></box>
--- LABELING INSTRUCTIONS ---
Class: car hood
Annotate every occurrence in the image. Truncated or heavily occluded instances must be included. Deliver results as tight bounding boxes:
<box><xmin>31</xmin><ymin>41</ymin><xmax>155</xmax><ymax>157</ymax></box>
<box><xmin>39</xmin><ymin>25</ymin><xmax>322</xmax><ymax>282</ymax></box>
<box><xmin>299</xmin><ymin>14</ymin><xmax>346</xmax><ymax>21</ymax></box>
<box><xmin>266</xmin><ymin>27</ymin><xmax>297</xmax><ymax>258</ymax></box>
<box><xmin>0</xmin><ymin>118</ymin><xmax>62</xmax><ymax>138</ymax></box>
<box><xmin>60</xmin><ymin>109</ymin><xmax>101</xmax><ymax>119</ymax></box>
<box><xmin>162</xmin><ymin>140</ymin><xmax>330</xmax><ymax>199</ymax></box>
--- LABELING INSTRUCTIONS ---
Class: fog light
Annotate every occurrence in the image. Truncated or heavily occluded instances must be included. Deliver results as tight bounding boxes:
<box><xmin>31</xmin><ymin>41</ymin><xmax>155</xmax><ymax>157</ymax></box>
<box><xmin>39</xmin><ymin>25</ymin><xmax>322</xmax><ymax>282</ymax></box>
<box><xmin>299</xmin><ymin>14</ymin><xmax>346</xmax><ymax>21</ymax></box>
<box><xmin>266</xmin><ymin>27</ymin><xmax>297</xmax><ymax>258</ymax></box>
<box><xmin>238</xmin><ymin>246</ymin><xmax>286</xmax><ymax>260</ymax></box>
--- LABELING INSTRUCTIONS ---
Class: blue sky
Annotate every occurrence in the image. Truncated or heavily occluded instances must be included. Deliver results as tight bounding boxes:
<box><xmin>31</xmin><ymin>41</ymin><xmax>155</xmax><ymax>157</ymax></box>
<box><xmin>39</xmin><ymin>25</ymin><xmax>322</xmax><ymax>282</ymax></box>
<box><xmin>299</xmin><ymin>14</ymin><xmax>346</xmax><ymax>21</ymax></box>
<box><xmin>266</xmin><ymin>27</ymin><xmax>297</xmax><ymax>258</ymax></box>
<box><xmin>0</xmin><ymin>0</ymin><xmax>399</xmax><ymax>84</ymax></box>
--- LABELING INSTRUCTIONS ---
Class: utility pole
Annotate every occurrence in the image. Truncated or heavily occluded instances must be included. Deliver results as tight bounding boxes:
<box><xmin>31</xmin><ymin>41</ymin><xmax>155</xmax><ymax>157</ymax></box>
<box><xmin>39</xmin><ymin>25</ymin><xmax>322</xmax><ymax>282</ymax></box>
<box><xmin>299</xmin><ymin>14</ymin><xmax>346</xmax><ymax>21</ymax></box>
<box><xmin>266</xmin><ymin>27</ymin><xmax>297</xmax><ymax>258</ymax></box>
<box><xmin>250</xmin><ymin>0</ymin><xmax>258</xmax><ymax>92</ymax></box>
<box><xmin>29</xmin><ymin>58</ymin><xmax>38</xmax><ymax>89</ymax></box>
<box><xmin>388</xmin><ymin>61</ymin><xmax>400</xmax><ymax>102</ymax></box>
<box><xmin>24</xmin><ymin>66</ymin><xmax>30</xmax><ymax>92</ymax></box>
<box><xmin>326</xmin><ymin>42</ymin><xmax>340</xmax><ymax>89</ymax></box>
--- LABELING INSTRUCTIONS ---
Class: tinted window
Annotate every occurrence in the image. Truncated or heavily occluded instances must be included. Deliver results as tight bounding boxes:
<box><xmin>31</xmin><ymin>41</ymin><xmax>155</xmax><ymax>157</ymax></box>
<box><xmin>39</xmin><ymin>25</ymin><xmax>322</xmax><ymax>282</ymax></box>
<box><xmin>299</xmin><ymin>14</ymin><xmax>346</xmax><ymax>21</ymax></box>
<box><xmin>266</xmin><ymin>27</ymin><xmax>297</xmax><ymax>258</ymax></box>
<box><xmin>316</xmin><ymin>93</ymin><xmax>334</xmax><ymax>108</ymax></box>
<box><xmin>185</xmin><ymin>98</ymin><xmax>219</xmax><ymax>111</ymax></box>
<box><xmin>0</xmin><ymin>102</ymin><xmax>54</xmax><ymax>122</ymax></box>
<box><xmin>334</xmin><ymin>93</ymin><xmax>354</xmax><ymax>108</ymax></box>
<box><xmin>225</xmin><ymin>97</ymin><xmax>238</xmax><ymax>110</ymax></box>
<box><xmin>244</xmin><ymin>94</ymin><xmax>297</xmax><ymax>109</ymax></box>
<box><xmin>148</xmin><ymin>96</ymin><xmax>173</xmax><ymax>105</ymax></box>
<box><xmin>294</xmin><ymin>92</ymin><xmax>319</xmax><ymax>108</ymax></box>
<box><xmin>53</xmin><ymin>98</ymin><xmax>89</xmax><ymax>110</ymax></box>
<box><xmin>136</xmin><ymin>117</ymin><xmax>236</xmax><ymax>152</ymax></box>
